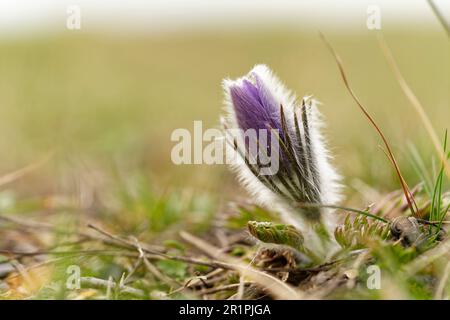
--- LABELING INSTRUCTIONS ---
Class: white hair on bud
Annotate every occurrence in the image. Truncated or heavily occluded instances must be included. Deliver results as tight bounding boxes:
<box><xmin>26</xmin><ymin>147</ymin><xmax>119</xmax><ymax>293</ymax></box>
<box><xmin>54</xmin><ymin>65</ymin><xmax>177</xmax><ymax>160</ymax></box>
<box><xmin>222</xmin><ymin>64</ymin><xmax>343</xmax><ymax>252</ymax></box>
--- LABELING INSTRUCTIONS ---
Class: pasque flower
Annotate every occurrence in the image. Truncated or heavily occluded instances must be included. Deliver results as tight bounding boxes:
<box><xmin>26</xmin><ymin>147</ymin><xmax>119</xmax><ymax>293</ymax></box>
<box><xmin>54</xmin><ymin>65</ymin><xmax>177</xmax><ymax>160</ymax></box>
<box><xmin>222</xmin><ymin>65</ymin><xmax>342</xmax><ymax>237</ymax></box>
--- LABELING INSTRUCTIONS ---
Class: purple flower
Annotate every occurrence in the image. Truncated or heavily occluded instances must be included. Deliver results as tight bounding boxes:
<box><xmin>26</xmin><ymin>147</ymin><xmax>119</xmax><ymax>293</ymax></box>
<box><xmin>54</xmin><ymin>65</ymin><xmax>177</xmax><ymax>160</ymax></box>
<box><xmin>229</xmin><ymin>72</ymin><xmax>282</xmax><ymax>136</ymax></box>
<box><xmin>222</xmin><ymin>65</ymin><xmax>342</xmax><ymax>233</ymax></box>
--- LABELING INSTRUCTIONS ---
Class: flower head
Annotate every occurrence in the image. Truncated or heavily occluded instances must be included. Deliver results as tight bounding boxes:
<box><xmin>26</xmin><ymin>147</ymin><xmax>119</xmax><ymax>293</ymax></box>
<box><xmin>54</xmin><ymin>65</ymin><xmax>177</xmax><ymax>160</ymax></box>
<box><xmin>229</xmin><ymin>71</ymin><xmax>282</xmax><ymax>136</ymax></box>
<box><xmin>222</xmin><ymin>65</ymin><xmax>342</xmax><ymax>237</ymax></box>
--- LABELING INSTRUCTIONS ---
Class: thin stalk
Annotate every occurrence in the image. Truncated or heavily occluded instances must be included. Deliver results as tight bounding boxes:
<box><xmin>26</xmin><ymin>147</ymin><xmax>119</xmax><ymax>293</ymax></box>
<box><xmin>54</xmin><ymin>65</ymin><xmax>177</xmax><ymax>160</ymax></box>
<box><xmin>295</xmin><ymin>202</ymin><xmax>389</xmax><ymax>223</ymax></box>
<box><xmin>320</xmin><ymin>32</ymin><xmax>418</xmax><ymax>217</ymax></box>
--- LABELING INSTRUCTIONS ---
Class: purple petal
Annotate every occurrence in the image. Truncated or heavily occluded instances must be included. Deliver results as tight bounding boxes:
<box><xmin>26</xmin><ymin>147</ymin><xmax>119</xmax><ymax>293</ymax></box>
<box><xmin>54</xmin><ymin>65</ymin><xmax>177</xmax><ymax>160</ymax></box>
<box><xmin>230</xmin><ymin>75</ymin><xmax>281</xmax><ymax>134</ymax></box>
<box><xmin>229</xmin><ymin>73</ymin><xmax>288</xmax><ymax>166</ymax></box>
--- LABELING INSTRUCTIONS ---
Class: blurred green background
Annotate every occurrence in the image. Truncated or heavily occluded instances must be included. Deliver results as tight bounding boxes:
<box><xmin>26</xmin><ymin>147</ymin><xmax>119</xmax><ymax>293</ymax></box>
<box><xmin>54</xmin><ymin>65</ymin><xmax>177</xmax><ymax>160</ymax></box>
<box><xmin>0</xmin><ymin>28</ymin><xmax>448</xmax><ymax>204</ymax></box>
<box><xmin>0</xmin><ymin>1</ymin><xmax>449</xmax><ymax>299</ymax></box>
